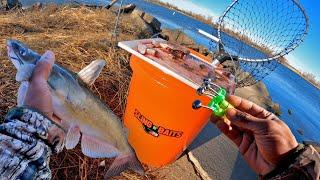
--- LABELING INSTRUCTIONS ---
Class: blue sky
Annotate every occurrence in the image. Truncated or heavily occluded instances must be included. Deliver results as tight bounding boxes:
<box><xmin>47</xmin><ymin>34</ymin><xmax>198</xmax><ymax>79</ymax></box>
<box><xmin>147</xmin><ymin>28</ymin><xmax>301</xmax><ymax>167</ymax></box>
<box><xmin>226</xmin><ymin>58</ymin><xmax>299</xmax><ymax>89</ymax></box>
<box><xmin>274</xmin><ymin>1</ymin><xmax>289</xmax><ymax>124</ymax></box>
<box><xmin>160</xmin><ymin>0</ymin><xmax>320</xmax><ymax>80</ymax></box>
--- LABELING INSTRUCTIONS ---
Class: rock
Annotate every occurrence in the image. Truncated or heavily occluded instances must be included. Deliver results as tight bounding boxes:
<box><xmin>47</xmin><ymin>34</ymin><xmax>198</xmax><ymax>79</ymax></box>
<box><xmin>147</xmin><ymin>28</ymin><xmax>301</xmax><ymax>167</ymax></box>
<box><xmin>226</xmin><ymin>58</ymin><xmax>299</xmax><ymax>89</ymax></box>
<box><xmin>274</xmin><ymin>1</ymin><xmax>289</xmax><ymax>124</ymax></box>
<box><xmin>143</xmin><ymin>13</ymin><xmax>161</xmax><ymax>32</ymax></box>
<box><xmin>271</xmin><ymin>103</ymin><xmax>281</xmax><ymax>116</ymax></box>
<box><xmin>131</xmin><ymin>8</ymin><xmax>144</xmax><ymax>17</ymax></box>
<box><xmin>162</xmin><ymin>29</ymin><xmax>194</xmax><ymax>45</ymax></box>
<box><xmin>235</xmin><ymin>81</ymin><xmax>280</xmax><ymax>114</ymax></box>
<box><xmin>119</xmin><ymin>3</ymin><xmax>136</xmax><ymax>13</ymax></box>
<box><xmin>130</xmin><ymin>13</ymin><xmax>154</xmax><ymax>38</ymax></box>
<box><xmin>297</xmin><ymin>129</ymin><xmax>304</xmax><ymax>135</ymax></box>
<box><xmin>158</xmin><ymin>33</ymin><xmax>169</xmax><ymax>41</ymax></box>
<box><xmin>160</xmin><ymin>29</ymin><xmax>212</xmax><ymax>58</ymax></box>
<box><xmin>288</xmin><ymin>109</ymin><xmax>292</xmax><ymax>115</ymax></box>
<box><xmin>32</xmin><ymin>2</ymin><xmax>42</xmax><ymax>10</ymax></box>
<box><xmin>199</xmin><ymin>46</ymin><xmax>210</xmax><ymax>56</ymax></box>
<box><xmin>130</xmin><ymin>9</ymin><xmax>161</xmax><ymax>34</ymax></box>
<box><xmin>105</xmin><ymin>0</ymin><xmax>119</xmax><ymax>9</ymax></box>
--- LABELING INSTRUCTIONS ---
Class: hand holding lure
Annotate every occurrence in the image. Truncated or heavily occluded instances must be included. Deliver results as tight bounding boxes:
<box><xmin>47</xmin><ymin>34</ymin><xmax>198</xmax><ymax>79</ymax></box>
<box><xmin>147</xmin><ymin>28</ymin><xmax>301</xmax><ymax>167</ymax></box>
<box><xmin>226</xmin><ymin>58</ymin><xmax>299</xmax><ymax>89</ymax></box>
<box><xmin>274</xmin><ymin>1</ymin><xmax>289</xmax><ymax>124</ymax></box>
<box><xmin>192</xmin><ymin>78</ymin><xmax>233</xmax><ymax>130</ymax></box>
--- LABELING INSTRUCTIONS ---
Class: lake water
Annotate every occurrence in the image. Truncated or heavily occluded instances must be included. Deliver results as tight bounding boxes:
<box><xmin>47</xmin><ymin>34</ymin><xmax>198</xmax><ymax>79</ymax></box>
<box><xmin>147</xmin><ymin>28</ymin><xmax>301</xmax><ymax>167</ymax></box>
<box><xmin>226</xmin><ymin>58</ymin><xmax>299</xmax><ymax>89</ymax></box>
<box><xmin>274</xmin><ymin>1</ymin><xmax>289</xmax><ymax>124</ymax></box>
<box><xmin>21</xmin><ymin>0</ymin><xmax>320</xmax><ymax>143</ymax></box>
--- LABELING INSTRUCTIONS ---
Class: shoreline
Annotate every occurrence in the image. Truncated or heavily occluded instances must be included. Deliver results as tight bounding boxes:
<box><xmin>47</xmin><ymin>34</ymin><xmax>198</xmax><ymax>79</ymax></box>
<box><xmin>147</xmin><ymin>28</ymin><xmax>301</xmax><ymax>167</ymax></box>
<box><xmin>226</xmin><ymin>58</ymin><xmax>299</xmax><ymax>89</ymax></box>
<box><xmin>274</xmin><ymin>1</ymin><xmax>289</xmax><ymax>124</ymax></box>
<box><xmin>148</xmin><ymin>0</ymin><xmax>319</xmax><ymax>90</ymax></box>
<box><xmin>281</xmin><ymin>61</ymin><xmax>320</xmax><ymax>89</ymax></box>
<box><xmin>148</xmin><ymin>0</ymin><xmax>217</xmax><ymax>26</ymax></box>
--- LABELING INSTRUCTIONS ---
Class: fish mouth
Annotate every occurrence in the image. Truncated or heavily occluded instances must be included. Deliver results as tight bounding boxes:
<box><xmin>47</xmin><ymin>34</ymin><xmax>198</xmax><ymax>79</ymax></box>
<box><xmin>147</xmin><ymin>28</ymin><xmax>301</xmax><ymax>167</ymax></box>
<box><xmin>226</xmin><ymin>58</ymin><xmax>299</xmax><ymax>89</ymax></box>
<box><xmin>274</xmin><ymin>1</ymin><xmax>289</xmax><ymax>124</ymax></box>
<box><xmin>7</xmin><ymin>42</ymin><xmax>24</xmax><ymax>65</ymax></box>
<box><xmin>9</xmin><ymin>55</ymin><xmax>24</xmax><ymax>65</ymax></box>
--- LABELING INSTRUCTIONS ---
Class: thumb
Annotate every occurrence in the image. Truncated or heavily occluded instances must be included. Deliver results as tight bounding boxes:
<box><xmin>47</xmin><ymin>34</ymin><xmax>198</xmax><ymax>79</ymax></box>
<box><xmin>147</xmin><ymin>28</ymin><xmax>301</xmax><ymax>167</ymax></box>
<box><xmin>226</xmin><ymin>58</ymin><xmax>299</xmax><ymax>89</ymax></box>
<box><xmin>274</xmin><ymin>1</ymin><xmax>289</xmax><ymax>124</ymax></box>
<box><xmin>226</xmin><ymin>108</ymin><xmax>265</xmax><ymax>132</ymax></box>
<box><xmin>32</xmin><ymin>51</ymin><xmax>55</xmax><ymax>81</ymax></box>
<box><xmin>25</xmin><ymin>51</ymin><xmax>55</xmax><ymax>118</ymax></box>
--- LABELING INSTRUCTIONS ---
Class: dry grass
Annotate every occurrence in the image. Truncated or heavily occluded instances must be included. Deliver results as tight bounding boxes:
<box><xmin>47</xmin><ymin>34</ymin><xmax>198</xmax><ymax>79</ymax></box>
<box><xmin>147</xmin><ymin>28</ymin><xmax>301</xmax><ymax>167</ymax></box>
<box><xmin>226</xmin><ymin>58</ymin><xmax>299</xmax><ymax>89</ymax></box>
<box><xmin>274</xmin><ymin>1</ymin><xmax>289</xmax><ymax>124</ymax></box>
<box><xmin>0</xmin><ymin>5</ymin><xmax>158</xmax><ymax>180</ymax></box>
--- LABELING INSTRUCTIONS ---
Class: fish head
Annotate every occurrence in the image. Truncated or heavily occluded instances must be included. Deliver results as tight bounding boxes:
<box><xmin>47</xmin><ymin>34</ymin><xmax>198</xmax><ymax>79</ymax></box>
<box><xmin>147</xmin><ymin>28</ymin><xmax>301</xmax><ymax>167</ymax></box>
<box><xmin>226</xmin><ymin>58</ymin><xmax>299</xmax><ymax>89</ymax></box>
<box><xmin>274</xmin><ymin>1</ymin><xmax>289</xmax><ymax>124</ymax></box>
<box><xmin>7</xmin><ymin>40</ymin><xmax>42</xmax><ymax>81</ymax></box>
<box><xmin>7</xmin><ymin>39</ymin><xmax>41</xmax><ymax>70</ymax></box>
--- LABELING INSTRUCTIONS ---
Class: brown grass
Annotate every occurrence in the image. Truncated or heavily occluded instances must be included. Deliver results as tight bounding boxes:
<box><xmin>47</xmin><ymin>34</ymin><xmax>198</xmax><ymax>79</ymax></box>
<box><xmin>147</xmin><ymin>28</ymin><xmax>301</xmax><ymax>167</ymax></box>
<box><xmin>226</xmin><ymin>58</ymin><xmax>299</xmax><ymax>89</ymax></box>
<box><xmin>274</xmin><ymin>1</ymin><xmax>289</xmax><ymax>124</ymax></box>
<box><xmin>0</xmin><ymin>5</ymin><xmax>158</xmax><ymax>180</ymax></box>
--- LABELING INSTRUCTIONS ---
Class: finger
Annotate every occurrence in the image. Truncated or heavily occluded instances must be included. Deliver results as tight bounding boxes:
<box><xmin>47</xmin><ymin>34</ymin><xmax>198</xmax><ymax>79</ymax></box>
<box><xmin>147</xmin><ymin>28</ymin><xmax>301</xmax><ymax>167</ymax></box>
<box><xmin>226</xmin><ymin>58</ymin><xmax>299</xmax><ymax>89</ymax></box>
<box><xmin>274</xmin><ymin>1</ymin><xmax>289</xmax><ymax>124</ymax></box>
<box><xmin>238</xmin><ymin>133</ymin><xmax>254</xmax><ymax>155</ymax></box>
<box><xmin>212</xmin><ymin>114</ymin><xmax>248</xmax><ymax>148</ymax></box>
<box><xmin>216</xmin><ymin>121</ymin><xmax>243</xmax><ymax>146</ymax></box>
<box><xmin>227</xmin><ymin>95</ymin><xmax>267</xmax><ymax>117</ymax></box>
<box><xmin>24</xmin><ymin>51</ymin><xmax>55</xmax><ymax>117</ymax></box>
<box><xmin>226</xmin><ymin>108</ymin><xmax>265</xmax><ymax>132</ymax></box>
<box><xmin>210</xmin><ymin>114</ymin><xmax>223</xmax><ymax>124</ymax></box>
<box><xmin>31</xmin><ymin>51</ymin><xmax>55</xmax><ymax>82</ymax></box>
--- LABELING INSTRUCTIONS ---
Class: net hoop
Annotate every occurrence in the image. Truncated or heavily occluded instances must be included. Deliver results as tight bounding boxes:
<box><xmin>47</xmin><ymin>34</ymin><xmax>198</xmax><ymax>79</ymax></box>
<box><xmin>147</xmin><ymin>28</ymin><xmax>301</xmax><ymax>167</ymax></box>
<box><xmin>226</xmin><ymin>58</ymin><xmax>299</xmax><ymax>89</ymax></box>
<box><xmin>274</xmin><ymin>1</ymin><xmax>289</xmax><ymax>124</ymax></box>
<box><xmin>217</xmin><ymin>0</ymin><xmax>309</xmax><ymax>62</ymax></box>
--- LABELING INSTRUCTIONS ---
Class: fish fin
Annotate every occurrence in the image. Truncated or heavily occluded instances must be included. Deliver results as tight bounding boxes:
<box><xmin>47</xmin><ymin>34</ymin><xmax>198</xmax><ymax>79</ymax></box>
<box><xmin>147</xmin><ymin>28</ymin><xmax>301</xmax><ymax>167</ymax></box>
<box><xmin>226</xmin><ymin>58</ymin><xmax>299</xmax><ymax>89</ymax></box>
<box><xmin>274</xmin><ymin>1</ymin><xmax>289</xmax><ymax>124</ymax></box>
<box><xmin>127</xmin><ymin>154</ymin><xmax>145</xmax><ymax>176</ymax></box>
<box><xmin>78</xmin><ymin>59</ymin><xmax>106</xmax><ymax>86</ymax></box>
<box><xmin>81</xmin><ymin>134</ymin><xmax>119</xmax><ymax>158</ymax></box>
<box><xmin>104</xmin><ymin>153</ymin><xmax>144</xmax><ymax>179</ymax></box>
<box><xmin>65</xmin><ymin>126</ymin><xmax>81</xmax><ymax>149</ymax></box>
<box><xmin>15</xmin><ymin>64</ymin><xmax>36</xmax><ymax>82</ymax></box>
<box><xmin>17</xmin><ymin>81</ymin><xmax>29</xmax><ymax>106</ymax></box>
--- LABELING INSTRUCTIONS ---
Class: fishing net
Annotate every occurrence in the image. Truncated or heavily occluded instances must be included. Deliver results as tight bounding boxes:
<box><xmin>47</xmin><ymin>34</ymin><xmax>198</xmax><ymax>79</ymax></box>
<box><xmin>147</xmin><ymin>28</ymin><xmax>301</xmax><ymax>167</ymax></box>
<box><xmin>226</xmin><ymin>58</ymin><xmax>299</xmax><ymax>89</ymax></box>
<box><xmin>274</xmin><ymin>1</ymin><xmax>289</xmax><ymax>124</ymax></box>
<box><xmin>211</xmin><ymin>0</ymin><xmax>309</xmax><ymax>87</ymax></box>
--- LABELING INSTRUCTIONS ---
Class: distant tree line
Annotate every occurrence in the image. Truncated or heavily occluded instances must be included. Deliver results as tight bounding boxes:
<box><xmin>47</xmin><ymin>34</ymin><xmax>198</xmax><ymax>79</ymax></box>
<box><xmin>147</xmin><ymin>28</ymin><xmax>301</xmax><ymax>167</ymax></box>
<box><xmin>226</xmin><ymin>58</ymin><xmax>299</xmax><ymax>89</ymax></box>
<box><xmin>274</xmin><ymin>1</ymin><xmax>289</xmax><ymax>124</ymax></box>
<box><xmin>279</xmin><ymin>58</ymin><xmax>320</xmax><ymax>89</ymax></box>
<box><xmin>301</xmin><ymin>71</ymin><xmax>320</xmax><ymax>88</ymax></box>
<box><xmin>149</xmin><ymin>0</ymin><xmax>216</xmax><ymax>25</ymax></box>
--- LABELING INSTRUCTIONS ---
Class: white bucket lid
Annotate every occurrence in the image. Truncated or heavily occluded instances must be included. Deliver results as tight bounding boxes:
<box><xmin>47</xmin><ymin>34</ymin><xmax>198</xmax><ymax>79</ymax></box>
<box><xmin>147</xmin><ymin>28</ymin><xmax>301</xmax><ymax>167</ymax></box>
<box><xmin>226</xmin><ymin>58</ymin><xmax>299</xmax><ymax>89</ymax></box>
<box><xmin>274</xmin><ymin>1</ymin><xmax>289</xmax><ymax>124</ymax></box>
<box><xmin>118</xmin><ymin>38</ymin><xmax>212</xmax><ymax>90</ymax></box>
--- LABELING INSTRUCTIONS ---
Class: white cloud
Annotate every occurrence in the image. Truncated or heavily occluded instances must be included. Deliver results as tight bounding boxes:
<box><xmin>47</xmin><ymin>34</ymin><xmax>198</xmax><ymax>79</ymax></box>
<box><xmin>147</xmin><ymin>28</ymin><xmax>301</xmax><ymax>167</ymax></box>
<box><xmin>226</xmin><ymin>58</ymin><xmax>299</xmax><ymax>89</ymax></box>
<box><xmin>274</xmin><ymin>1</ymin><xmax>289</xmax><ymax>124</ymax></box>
<box><xmin>159</xmin><ymin>0</ymin><xmax>219</xmax><ymax>22</ymax></box>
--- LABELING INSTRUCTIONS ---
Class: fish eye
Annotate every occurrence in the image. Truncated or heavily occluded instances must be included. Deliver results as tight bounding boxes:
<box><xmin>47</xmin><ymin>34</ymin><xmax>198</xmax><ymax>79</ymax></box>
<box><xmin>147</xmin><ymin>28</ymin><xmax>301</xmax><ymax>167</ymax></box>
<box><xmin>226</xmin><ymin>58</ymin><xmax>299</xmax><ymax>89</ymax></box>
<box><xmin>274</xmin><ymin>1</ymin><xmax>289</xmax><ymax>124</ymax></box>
<box><xmin>19</xmin><ymin>49</ymin><xmax>27</xmax><ymax>56</ymax></box>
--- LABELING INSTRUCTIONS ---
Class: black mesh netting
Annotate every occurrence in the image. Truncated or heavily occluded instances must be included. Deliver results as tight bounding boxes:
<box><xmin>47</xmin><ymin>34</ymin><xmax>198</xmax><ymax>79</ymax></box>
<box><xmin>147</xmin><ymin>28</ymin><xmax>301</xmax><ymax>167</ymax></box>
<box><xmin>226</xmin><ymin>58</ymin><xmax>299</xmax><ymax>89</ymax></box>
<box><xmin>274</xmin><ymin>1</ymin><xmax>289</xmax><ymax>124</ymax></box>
<box><xmin>212</xmin><ymin>0</ymin><xmax>309</xmax><ymax>87</ymax></box>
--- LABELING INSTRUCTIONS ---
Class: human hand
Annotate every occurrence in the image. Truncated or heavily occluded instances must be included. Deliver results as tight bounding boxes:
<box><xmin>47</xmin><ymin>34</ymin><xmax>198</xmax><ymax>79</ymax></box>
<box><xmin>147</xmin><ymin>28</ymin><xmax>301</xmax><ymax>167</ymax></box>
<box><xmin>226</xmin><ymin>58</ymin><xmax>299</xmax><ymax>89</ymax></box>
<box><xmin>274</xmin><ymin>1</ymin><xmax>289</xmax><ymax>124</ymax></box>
<box><xmin>211</xmin><ymin>95</ymin><xmax>298</xmax><ymax>175</ymax></box>
<box><xmin>23</xmin><ymin>51</ymin><xmax>64</xmax><ymax>145</ymax></box>
<box><xmin>0</xmin><ymin>51</ymin><xmax>65</xmax><ymax>179</ymax></box>
<box><xmin>24</xmin><ymin>51</ymin><xmax>55</xmax><ymax>118</ymax></box>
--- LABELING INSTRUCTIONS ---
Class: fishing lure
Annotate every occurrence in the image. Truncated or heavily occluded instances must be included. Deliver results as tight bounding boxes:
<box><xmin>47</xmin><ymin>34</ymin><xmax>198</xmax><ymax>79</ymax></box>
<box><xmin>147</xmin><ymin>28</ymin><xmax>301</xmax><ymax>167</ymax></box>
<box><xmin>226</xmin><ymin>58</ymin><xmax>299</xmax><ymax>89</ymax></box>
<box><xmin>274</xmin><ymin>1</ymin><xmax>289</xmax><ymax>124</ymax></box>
<box><xmin>192</xmin><ymin>78</ymin><xmax>233</xmax><ymax>129</ymax></box>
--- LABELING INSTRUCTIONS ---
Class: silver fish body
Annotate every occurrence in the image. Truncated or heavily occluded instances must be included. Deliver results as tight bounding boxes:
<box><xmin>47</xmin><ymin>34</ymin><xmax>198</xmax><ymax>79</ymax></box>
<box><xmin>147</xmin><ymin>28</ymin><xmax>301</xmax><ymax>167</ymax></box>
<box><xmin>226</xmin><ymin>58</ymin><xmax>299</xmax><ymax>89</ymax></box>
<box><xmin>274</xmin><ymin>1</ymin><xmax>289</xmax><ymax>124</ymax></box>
<box><xmin>49</xmin><ymin>64</ymin><xmax>131</xmax><ymax>154</ymax></box>
<box><xmin>7</xmin><ymin>40</ymin><xmax>144</xmax><ymax>178</ymax></box>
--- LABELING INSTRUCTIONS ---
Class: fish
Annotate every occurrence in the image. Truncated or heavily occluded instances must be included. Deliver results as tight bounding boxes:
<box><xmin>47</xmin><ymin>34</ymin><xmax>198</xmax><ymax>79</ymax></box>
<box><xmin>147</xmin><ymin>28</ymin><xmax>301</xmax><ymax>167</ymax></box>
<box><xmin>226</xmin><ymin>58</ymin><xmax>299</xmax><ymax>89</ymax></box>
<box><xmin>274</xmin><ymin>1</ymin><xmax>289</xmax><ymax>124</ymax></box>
<box><xmin>6</xmin><ymin>40</ymin><xmax>144</xmax><ymax>179</ymax></box>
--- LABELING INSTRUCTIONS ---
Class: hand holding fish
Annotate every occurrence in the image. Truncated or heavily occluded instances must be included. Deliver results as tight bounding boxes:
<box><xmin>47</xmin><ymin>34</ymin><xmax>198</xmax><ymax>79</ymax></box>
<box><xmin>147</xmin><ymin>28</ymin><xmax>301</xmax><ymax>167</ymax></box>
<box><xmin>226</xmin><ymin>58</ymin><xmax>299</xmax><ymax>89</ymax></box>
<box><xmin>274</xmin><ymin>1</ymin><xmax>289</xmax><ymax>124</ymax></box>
<box><xmin>7</xmin><ymin>40</ymin><xmax>144</xmax><ymax>179</ymax></box>
<box><xmin>0</xmin><ymin>51</ymin><xmax>65</xmax><ymax>179</ymax></box>
<box><xmin>211</xmin><ymin>95</ymin><xmax>298</xmax><ymax>176</ymax></box>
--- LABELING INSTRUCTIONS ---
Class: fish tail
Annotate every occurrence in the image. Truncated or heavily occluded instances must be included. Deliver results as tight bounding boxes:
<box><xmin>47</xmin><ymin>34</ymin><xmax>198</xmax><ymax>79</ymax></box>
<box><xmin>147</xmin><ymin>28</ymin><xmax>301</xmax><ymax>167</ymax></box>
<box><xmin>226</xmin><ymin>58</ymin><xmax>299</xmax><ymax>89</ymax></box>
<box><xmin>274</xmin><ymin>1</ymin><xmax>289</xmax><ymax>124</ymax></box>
<box><xmin>104</xmin><ymin>153</ymin><xmax>144</xmax><ymax>179</ymax></box>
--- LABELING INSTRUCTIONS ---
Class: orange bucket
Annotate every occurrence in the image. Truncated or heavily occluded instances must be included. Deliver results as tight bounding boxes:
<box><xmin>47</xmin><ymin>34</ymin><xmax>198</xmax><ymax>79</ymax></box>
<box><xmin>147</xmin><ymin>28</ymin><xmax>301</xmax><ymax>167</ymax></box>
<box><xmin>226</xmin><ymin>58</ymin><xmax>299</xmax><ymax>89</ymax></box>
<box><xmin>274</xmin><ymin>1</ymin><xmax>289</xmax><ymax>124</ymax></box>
<box><xmin>121</xmin><ymin>39</ymin><xmax>213</xmax><ymax>167</ymax></box>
